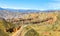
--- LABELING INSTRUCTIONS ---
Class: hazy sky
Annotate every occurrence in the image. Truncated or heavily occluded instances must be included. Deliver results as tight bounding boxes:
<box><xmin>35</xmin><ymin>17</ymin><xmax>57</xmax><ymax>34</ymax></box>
<box><xmin>0</xmin><ymin>0</ymin><xmax>60</xmax><ymax>10</ymax></box>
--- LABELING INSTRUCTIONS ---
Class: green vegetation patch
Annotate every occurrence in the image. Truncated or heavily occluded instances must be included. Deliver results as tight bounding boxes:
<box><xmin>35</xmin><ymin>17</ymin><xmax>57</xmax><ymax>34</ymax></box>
<box><xmin>24</xmin><ymin>29</ymin><xmax>39</xmax><ymax>36</ymax></box>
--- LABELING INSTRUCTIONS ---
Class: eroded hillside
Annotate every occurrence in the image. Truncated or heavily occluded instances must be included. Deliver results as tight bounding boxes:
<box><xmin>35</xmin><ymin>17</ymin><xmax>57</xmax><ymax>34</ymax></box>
<box><xmin>0</xmin><ymin>12</ymin><xmax>60</xmax><ymax>36</ymax></box>
<box><xmin>16</xmin><ymin>12</ymin><xmax>60</xmax><ymax>36</ymax></box>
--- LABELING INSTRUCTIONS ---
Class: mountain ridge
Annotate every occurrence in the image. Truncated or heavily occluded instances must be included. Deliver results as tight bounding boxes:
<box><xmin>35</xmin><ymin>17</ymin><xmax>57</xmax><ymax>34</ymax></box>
<box><xmin>0</xmin><ymin>7</ymin><xmax>59</xmax><ymax>19</ymax></box>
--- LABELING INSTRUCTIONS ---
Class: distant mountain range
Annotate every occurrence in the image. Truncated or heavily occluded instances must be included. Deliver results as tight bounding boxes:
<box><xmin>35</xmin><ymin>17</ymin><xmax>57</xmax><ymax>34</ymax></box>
<box><xmin>0</xmin><ymin>7</ymin><xmax>41</xmax><ymax>13</ymax></box>
<box><xmin>0</xmin><ymin>7</ymin><xmax>60</xmax><ymax>13</ymax></box>
<box><xmin>0</xmin><ymin>7</ymin><xmax>60</xmax><ymax>19</ymax></box>
<box><xmin>0</xmin><ymin>7</ymin><xmax>41</xmax><ymax>19</ymax></box>
<box><xmin>0</xmin><ymin>7</ymin><xmax>5</xmax><ymax>10</ymax></box>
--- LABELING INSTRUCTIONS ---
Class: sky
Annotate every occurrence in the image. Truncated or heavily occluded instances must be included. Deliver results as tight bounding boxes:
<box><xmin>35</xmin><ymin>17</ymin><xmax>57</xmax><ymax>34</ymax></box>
<box><xmin>0</xmin><ymin>0</ymin><xmax>60</xmax><ymax>10</ymax></box>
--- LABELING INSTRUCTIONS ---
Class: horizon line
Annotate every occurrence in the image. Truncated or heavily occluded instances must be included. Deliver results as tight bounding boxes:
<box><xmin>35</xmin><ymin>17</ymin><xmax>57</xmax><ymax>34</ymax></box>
<box><xmin>0</xmin><ymin>7</ymin><xmax>60</xmax><ymax>11</ymax></box>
